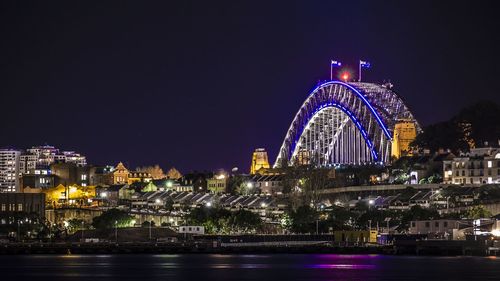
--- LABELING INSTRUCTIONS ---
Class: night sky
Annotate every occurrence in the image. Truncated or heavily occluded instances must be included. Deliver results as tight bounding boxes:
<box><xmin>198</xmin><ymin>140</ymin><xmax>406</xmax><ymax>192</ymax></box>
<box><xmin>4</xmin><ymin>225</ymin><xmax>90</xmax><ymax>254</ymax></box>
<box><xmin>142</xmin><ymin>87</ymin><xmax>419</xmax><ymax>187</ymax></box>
<box><xmin>1</xmin><ymin>1</ymin><xmax>499</xmax><ymax>173</ymax></box>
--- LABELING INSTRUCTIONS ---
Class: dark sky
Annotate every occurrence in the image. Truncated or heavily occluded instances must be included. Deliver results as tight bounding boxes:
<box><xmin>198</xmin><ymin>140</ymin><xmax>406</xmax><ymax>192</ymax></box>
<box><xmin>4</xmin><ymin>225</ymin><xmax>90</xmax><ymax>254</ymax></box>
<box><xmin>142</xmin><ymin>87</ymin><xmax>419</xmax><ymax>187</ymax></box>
<box><xmin>1</xmin><ymin>1</ymin><xmax>499</xmax><ymax>173</ymax></box>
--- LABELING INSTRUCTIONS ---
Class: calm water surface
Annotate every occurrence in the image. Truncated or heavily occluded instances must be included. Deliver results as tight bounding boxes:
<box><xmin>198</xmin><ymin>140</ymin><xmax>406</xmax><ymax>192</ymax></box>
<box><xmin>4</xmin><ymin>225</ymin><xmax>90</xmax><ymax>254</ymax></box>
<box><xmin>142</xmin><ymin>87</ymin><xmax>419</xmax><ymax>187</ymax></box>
<box><xmin>0</xmin><ymin>254</ymin><xmax>499</xmax><ymax>281</ymax></box>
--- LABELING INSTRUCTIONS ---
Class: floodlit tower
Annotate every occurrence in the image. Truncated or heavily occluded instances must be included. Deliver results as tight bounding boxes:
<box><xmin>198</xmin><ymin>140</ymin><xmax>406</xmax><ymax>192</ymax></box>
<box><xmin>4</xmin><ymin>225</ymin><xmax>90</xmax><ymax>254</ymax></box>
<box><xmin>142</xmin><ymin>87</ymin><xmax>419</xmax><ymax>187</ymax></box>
<box><xmin>391</xmin><ymin>120</ymin><xmax>417</xmax><ymax>159</ymax></box>
<box><xmin>250</xmin><ymin>148</ymin><xmax>270</xmax><ymax>174</ymax></box>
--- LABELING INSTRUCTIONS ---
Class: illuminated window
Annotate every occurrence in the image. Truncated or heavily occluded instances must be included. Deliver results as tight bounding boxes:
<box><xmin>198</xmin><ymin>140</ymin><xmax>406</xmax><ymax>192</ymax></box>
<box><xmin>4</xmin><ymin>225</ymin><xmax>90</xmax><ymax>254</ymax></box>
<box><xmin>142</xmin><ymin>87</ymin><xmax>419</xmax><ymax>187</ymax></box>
<box><xmin>17</xmin><ymin>204</ymin><xmax>23</xmax><ymax>211</ymax></box>
<box><xmin>488</xmin><ymin>161</ymin><xmax>492</xmax><ymax>168</ymax></box>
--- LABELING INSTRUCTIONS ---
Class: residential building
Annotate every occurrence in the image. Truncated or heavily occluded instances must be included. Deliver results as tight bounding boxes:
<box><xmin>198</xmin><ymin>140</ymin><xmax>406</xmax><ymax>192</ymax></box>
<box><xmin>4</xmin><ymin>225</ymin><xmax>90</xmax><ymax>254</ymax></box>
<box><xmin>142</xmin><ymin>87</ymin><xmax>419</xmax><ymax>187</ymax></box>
<box><xmin>96</xmin><ymin>184</ymin><xmax>131</xmax><ymax>206</ymax></box>
<box><xmin>20</xmin><ymin>168</ymin><xmax>56</xmax><ymax>190</ymax></box>
<box><xmin>128</xmin><ymin>171</ymin><xmax>153</xmax><ymax>184</ymax></box>
<box><xmin>109</xmin><ymin>162</ymin><xmax>129</xmax><ymax>185</ymax></box>
<box><xmin>250</xmin><ymin>174</ymin><xmax>284</xmax><ymax>195</ymax></box>
<box><xmin>0</xmin><ymin>148</ymin><xmax>21</xmax><ymax>192</ymax></box>
<box><xmin>179</xmin><ymin>172</ymin><xmax>210</xmax><ymax>192</ymax></box>
<box><xmin>207</xmin><ymin>174</ymin><xmax>228</xmax><ymax>193</ymax></box>
<box><xmin>19</xmin><ymin>145</ymin><xmax>86</xmax><ymax>174</ymax></box>
<box><xmin>50</xmin><ymin>162</ymin><xmax>94</xmax><ymax>186</ymax></box>
<box><xmin>443</xmin><ymin>147</ymin><xmax>500</xmax><ymax>184</ymax></box>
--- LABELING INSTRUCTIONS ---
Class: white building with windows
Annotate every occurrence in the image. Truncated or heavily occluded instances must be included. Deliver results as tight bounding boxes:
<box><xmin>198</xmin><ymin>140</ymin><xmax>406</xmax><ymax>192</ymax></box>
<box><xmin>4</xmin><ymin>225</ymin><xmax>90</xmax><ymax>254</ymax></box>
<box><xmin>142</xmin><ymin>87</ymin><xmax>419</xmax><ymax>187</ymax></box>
<box><xmin>0</xmin><ymin>148</ymin><xmax>21</xmax><ymax>192</ymax></box>
<box><xmin>443</xmin><ymin>147</ymin><xmax>500</xmax><ymax>185</ymax></box>
<box><xmin>19</xmin><ymin>145</ymin><xmax>87</xmax><ymax>174</ymax></box>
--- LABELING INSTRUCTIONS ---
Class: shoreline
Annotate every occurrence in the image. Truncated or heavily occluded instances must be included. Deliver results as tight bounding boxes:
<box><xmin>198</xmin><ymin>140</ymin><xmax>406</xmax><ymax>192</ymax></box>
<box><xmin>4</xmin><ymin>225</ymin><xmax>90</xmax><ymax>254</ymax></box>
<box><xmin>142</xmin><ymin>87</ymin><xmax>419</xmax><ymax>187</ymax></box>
<box><xmin>0</xmin><ymin>242</ymin><xmax>495</xmax><ymax>256</ymax></box>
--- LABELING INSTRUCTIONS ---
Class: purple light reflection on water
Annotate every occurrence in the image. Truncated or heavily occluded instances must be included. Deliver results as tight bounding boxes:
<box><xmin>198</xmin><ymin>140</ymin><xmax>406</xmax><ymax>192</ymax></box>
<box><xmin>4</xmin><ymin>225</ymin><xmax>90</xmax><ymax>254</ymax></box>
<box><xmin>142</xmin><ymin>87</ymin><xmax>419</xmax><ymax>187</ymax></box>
<box><xmin>305</xmin><ymin>254</ymin><xmax>379</xmax><ymax>270</ymax></box>
<box><xmin>307</xmin><ymin>264</ymin><xmax>375</xmax><ymax>270</ymax></box>
<box><xmin>311</xmin><ymin>254</ymin><xmax>382</xmax><ymax>259</ymax></box>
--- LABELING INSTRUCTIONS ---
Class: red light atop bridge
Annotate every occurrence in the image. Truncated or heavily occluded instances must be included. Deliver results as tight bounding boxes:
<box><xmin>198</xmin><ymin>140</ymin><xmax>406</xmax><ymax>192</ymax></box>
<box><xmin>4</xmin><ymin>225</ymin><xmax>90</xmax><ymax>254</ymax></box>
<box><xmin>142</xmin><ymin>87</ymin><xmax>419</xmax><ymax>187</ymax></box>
<box><xmin>341</xmin><ymin>72</ymin><xmax>349</xmax><ymax>81</ymax></box>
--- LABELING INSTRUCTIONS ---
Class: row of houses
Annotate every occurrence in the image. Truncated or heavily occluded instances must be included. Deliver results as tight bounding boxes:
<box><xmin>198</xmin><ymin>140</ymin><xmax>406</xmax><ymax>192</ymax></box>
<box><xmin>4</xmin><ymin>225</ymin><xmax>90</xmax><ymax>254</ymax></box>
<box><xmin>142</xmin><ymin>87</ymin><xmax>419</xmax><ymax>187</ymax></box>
<box><xmin>344</xmin><ymin>186</ymin><xmax>486</xmax><ymax>211</ymax></box>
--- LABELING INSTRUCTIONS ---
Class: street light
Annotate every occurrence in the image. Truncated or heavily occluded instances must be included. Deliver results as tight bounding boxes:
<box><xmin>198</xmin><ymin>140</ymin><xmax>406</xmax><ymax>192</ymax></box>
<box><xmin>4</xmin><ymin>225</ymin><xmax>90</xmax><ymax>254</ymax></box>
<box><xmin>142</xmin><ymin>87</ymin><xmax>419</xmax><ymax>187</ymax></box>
<box><xmin>17</xmin><ymin>221</ymin><xmax>23</xmax><ymax>242</ymax></box>
<box><xmin>115</xmin><ymin>220</ymin><xmax>118</xmax><ymax>243</ymax></box>
<box><xmin>205</xmin><ymin>202</ymin><xmax>212</xmax><ymax>207</ymax></box>
<box><xmin>368</xmin><ymin>199</ymin><xmax>374</xmax><ymax>211</ymax></box>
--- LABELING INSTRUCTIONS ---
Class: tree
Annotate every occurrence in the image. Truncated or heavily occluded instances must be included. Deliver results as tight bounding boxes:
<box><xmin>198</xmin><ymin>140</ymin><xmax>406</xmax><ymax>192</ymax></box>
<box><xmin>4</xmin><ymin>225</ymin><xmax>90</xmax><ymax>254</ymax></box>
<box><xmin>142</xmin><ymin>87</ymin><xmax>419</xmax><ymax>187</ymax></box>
<box><xmin>411</xmin><ymin>101</ymin><xmax>500</xmax><ymax>153</ymax></box>
<box><xmin>399</xmin><ymin>205</ymin><xmax>440</xmax><ymax>231</ymax></box>
<box><xmin>229</xmin><ymin>210</ymin><xmax>262</xmax><ymax>233</ymax></box>
<box><xmin>185</xmin><ymin>207</ymin><xmax>261</xmax><ymax>234</ymax></box>
<box><xmin>137</xmin><ymin>165</ymin><xmax>166</xmax><ymax>179</ymax></box>
<box><xmin>66</xmin><ymin>218</ymin><xmax>86</xmax><ymax>234</ymax></box>
<box><xmin>325</xmin><ymin>206</ymin><xmax>357</xmax><ymax>231</ymax></box>
<box><xmin>141</xmin><ymin>221</ymin><xmax>156</xmax><ymax>227</ymax></box>
<box><xmin>465</xmin><ymin>205</ymin><xmax>492</xmax><ymax>219</ymax></box>
<box><xmin>280</xmin><ymin>214</ymin><xmax>292</xmax><ymax>232</ymax></box>
<box><xmin>92</xmin><ymin>209</ymin><xmax>135</xmax><ymax>229</ymax></box>
<box><xmin>289</xmin><ymin>205</ymin><xmax>319</xmax><ymax>233</ymax></box>
<box><xmin>226</xmin><ymin>175</ymin><xmax>246</xmax><ymax>194</ymax></box>
<box><xmin>166</xmin><ymin>167</ymin><xmax>182</xmax><ymax>179</ymax></box>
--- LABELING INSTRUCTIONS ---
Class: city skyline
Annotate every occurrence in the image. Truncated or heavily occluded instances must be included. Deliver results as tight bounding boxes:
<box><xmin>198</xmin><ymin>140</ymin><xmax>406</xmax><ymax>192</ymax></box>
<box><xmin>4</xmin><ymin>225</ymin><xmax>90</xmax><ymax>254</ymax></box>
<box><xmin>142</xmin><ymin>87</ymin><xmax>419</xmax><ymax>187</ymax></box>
<box><xmin>1</xmin><ymin>1</ymin><xmax>499</xmax><ymax>172</ymax></box>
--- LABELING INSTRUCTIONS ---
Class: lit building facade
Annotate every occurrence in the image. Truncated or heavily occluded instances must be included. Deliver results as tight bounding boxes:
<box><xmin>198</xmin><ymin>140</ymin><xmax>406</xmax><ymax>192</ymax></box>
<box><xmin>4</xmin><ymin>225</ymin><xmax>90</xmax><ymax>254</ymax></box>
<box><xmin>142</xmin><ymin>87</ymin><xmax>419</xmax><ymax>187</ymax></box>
<box><xmin>0</xmin><ymin>148</ymin><xmax>21</xmax><ymax>192</ymax></box>
<box><xmin>250</xmin><ymin>148</ymin><xmax>270</xmax><ymax>174</ymax></box>
<box><xmin>109</xmin><ymin>162</ymin><xmax>129</xmax><ymax>185</ymax></box>
<box><xmin>207</xmin><ymin>174</ymin><xmax>227</xmax><ymax>193</ymax></box>
<box><xmin>443</xmin><ymin>147</ymin><xmax>500</xmax><ymax>184</ymax></box>
<box><xmin>391</xmin><ymin>120</ymin><xmax>417</xmax><ymax>159</ymax></box>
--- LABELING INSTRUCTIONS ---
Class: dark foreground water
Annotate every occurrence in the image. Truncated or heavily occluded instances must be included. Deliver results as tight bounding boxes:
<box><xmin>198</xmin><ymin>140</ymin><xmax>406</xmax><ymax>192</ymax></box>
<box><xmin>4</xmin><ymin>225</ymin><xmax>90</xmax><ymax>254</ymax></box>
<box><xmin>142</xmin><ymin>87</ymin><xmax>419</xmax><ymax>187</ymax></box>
<box><xmin>1</xmin><ymin>254</ymin><xmax>499</xmax><ymax>281</ymax></box>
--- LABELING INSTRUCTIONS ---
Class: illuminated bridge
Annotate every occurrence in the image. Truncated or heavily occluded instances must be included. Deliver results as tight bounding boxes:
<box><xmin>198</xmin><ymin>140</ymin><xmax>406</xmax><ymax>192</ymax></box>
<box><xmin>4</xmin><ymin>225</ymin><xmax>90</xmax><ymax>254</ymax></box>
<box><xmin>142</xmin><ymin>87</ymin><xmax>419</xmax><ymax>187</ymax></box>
<box><xmin>274</xmin><ymin>81</ymin><xmax>420</xmax><ymax>167</ymax></box>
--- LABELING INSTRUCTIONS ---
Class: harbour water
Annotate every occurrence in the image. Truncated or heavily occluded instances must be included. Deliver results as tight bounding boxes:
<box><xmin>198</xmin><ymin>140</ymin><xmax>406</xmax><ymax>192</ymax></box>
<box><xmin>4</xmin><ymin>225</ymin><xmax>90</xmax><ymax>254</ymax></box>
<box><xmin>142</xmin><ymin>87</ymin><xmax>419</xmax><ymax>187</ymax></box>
<box><xmin>1</xmin><ymin>254</ymin><xmax>499</xmax><ymax>281</ymax></box>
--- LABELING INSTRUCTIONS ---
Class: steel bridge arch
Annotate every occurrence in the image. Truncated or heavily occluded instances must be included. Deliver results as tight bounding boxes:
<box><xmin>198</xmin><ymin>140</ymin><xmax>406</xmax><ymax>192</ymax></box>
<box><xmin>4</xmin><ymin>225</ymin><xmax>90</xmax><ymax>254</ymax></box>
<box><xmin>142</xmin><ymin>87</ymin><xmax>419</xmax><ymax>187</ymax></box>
<box><xmin>274</xmin><ymin>81</ymin><xmax>419</xmax><ymax>167</ymax></box>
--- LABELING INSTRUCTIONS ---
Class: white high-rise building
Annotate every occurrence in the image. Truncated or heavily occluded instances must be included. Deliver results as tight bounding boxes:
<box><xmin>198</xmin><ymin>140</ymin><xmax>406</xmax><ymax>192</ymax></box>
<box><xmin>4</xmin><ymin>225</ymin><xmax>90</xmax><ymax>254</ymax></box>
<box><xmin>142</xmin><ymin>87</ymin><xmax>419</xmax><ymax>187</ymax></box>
<box><xmin>0</xmin><ymin>148</ymin><xmax>21</xmax><ymax>192</ymax></box>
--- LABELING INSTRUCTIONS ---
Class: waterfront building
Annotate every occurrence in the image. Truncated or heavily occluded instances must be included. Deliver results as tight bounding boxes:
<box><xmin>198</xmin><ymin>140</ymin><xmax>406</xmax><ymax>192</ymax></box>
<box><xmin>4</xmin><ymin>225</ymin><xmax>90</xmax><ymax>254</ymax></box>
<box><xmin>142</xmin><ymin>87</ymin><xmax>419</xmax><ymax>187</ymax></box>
<box><xmin>0</xmin><ymin>193</ymin><xmax>45</xmax><ymax>217</ymax></box>
<box><xmin>0</xmin><ymin>148</ymin><xmax>21</xmax><ymax>192</ymax></box>
<box><xmin>178</xmin><ymin>225</ymin><xmax>205</xmax><ymax>235</ymax></box>
<box><xmin>443</xmin><ymin>147</ymin><xmax>500</xmax><ymax>184</ymax></box>
<box><xmin>250</xmin><ymin>148</ymin><xmax>270</xmax><ymax>174</ymax></box>
<box><xmin>409</xmin><ymin>219</ymin><xmax>466</xmax><ymax>239</ymax></box>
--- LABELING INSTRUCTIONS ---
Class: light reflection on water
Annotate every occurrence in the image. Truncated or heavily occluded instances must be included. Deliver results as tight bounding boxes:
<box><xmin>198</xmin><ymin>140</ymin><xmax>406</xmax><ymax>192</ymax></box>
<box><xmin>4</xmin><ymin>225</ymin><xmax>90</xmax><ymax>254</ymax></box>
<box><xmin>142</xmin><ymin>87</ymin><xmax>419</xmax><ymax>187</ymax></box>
<box><xmin>1</xmin><ymin>254</ymin><xmax>500</xmax><ymax>281</ymax></box>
